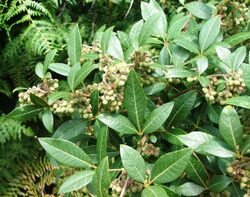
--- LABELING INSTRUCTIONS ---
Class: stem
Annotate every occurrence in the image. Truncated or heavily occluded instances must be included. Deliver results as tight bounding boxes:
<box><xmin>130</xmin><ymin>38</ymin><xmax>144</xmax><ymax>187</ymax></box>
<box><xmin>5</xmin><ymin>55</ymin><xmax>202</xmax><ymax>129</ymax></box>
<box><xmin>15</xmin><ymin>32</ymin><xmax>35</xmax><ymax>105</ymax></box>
<box><xmin>120</xmin><ymin>176</ymin><xmax>130</xmax><ymax>197</ymax></box>
<box><xmin>109</xmin><ymin>168</ymin><xmax>124</xmax><ymax>172</ymax></box>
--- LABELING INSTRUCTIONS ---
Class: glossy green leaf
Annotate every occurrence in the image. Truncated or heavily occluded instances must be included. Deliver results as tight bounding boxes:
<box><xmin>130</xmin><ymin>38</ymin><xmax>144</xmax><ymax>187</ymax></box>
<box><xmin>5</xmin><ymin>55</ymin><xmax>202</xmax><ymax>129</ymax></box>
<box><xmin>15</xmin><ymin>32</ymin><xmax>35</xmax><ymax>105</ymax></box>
<box><xmin>75</xmin><ymin>62</ymin><xmax>98</xmax><ymax>89</ymax></box>
<box><xmin>186</xmin><ymin>156</ymin><xmax>208</xmax><ymax>187</ymax></box>
<box><xmin>44</xmin><ymin>49</ymin><xmax>57</xmax><ymax>74</ymax></box>
<box><xmin>144</xmin><ymin>82</ymin><xmax>166</xmax><ymax>96</ymax></box>
<box><xmin>209</xmin><ymin>175</ymin><xmax>232</xmax><ymax>192</ymax></box>
<box><xmin>174</xmin><ymin>33</ymin><xmax>200</xmax><ymax>54</ymax></box>
<box><xmin>224</xmin><ymin>96</ymin><xmax>250</xmax><ymax>109</ymax></box>
<box><xmin>90</xmin><ymin>90</ymin><xmax>99</xmax><ymax>115</ymax></box>
<box><xmin>172</xmin><ymin>46</ymin><xmax>190</xmax><ymax>67</ymax></box>
<box><xmin>207</xmin><ymin>103</ymin><xmax>222</xmax><ymax>124</ymax></box>
<box><xmin>67</xmin><ymin>63</ymin><xmax>80</xmax><ymax>91</ymax></box>
<box><xmin>107</xmin><ymin>34</ymin><xmax>124</xmax><ymax>60</ymax></box>
<box><xmin>224</xmin><ymin>32</ymin><xmax>250</xmax><ymax>47</ymax></box>
<box><xmin>175</xmin><ymin>182</ymin><xmax>205</xmax><ymax>196</ymax></box>
<box><xmin>30</xmin><ymin>93</ymin><xmax>48</xmax><ymax>107</ymax></box>
<box><xmin>166</xmin><ymin>90</ymin><xmax>197</xmax><ymax>128</ymax></box>
<box><xmin>215</xmin><ymin>46</ymin><xmax>231</xmax><ymax>64</ymax></box>
<box><xmin>59</xmin><ymin>170</ymin><xmax>94</xmax><ymax>193</ymax></box>
<box><xmin>42</xmin><ymin>109</ymin><xmax>53</xmax><ymax>133</ymax></box>
<box><xmin>198</xmin><ymin>76</ymin><xmax>209</xmax><ymax>87</ymax></box>
<box><xmin>168</xmin><ymin>15</ymin><xmax>190</xmax><ymax>40</ymax></box>
<box><xmin>139</xmin><ymin>14</ymin><xmax>161</xmax><ymax>45</ymax></box>
<box><xmin>241</xmin><ymin>136</ymin><xmax>250</xmax><ymax>155</ymax></box>
<box><xmin>142</xmin><ymin>102</ymin><xmax>174</xmax><ymax>134</ymax></box>
<box><xmin>142</xmin><ymin>185</ymin><xmax>169</xmax><ymax>197</ymax></box>
<box><xmin>92</xmin><ymin>157</ymin><xmax>111</xmax><ymax>197</ymax></box>
<box><xmin>35</xmin><ymin>63</ymin><xmax>44</xmax><ymax>79</ymax></box>
<box><xmin>8</xmin><ymin>104</ymin><xmax>42</xmax><ymax>121</ymax></box>
<box><xmin>68</xmin><ymin>24</ymin><xmax>81</xmax><ymax>65</ymax></box>
<box><xmin>185</xmin><ymin>2</ymin><xmax>212</xmax><ymax>19</ymax></box>
<box><xmin>39</xmin><ymin>138</ymin><xmax>93</xmax><ymax>168</ymax></box>
<box><xmin>197</xmin><ymin>56</ymin><xmax>208</xmax><ymax>74</ymax></box>
<box><xmin>53</xmin><ymin>119</ymin><xmax>88</xmax><ymax>141</ymax></box>
<box><xmin>219</xmin><ymin>106</ymin><xmax>243</xmax><ymax>151</ymax></box>
<box><xmin>165</xmin><ymin>68</ymin><xmax>195</xmax><ymax>78</ymax></box>
<box><xmin>199</xmin><ymin>16</ymin><xmax>221</xmax><ymax>52</ymax></box>
<box><xmin>129</xmin><ymin>20</ymin><xmax>144</xmax><ymax>49</ymax></box>
<box><xmin>97</xmin><ymin>114</ymin><xmax>138</xmax><ymax>134</ymax></box>
<box><xmin>97</xmin><ymin>123</ymin><xmax>108</xmax><ymax>163</ymax></box>
<box><xmin>48</xmin><ymin>92</ymin><xmax>70</xmax><ymax>105</ymax></box>
<box><xmin>120</xmin><ymin>145</ymin><xmax>146</xmax><ymax>183</ymax></box>
<box><xmin>101</xmin><ymin>26</ymin><xmax>114</xmax><ymax>53</ymax></box>
<box><xmin>229</xmin><ymin>46</ymin><xmax>246</xmax><ymax>71</ymax></box>
<box><xmin>124</xmin><ymin>70</ymin><xmax>147</xmax><ymax>131</ymax></box>
<box><xmin>48</xmin><ymin>63</ymin><xmax>70</xmax><ymax>76</ymax></box>
<box><xmin>151</xmin><ymin>148</ymin><xmax>192</xmax><ymax>184</ymax></box>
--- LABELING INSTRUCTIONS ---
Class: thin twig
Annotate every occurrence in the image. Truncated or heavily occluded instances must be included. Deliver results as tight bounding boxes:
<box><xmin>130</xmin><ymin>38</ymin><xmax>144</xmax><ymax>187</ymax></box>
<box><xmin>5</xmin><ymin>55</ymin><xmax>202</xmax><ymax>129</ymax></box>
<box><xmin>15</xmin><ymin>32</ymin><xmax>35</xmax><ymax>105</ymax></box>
<box><xmin>120</xmin><ymin>176</ymin><xmax>130</xmax><ymax>197</ymax></box>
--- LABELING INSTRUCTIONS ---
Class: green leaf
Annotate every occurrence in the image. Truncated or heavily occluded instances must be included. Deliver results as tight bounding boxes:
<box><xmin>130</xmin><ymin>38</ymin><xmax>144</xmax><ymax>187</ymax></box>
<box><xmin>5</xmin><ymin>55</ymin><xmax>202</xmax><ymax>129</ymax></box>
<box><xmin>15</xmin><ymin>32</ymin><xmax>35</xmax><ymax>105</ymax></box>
<box><xmin>139</xmin><ymin>14</ymin><xmax>161</xmax><ymax>45</ymax></box>
<box><xmin>144</xmin><ymin>83</ymin><xmax>166</xmax><ymax>96</ymax></box>
<box><xmin>39</xmin><ymin>138</ymin><xmax>93</xmax><ymax>168</ymax></box>
<box><xmin>198</xmin><ymin>76</ymin><xmax>209</xmax><ymax>87</ymax></box>
<box><xmin>165</xmin><ymin>68</ymin><xmax>195</xmax><ymax>78</ymax></box>
<box><xmin>90</xmin><ymin>90</ymin><xmax>99</xmax><ymax>115</ymax></box>
<box><xmin>97</xmin><ymin>123</ymin><xmax>108</xmax><ymax>163</ymax></box>
<box><xmin>151</xmin><ymin>148</ymin><xmax>192</xmax><ymax>184</ymax></box>
<box><xmin>42</xmin><ymin>109</ymin><xmax>53</xmax><ymax>133</ymax></box>
<box><xmin>59</xmin><ymin>170</ymin><xmax>95</xmax><ymax>193</ymax></box>
<box><xmin>97</xmin><ymin>114</ymin><xmax>138</xmax><ymax>135</ymax></box>
<box><xmin>224</xmin><ymin>32</ymin><xmax>250</xmax><ymax>47</ymax></box>
<box><xmin>196</xmin><ymin>140</ymin><xmax>236</xmax><ymax>158</ymax></box>
<box><xmin>186</xmin><ymin>156</ymin><xmax>208</xmax><ymax>187</ymax></box>
<box><xmin>44</xmin><ymin>49</ymin><xmax>57</xmax><ymax>74</ymax></box>
<box><xmin>229</xmin><ymin>46</ymin><xmax>246</xmax><ymax>71</ymax></box>
<box><xmin>129</xmin><ymin>20</ymin><xmax>144</xmax><ymax>49</ymax></box>
<box><xmin>101</xmin><ymin>26</ymin><xmax>114</xmax><ymax>53</ymax></box>
<box><xmin>30</xmin><ymin>93</ymin><xmax>48</xmax><ymax>107</ymax></box>
<box><xmin>142</xmin><ymin>185</ymin><xmax>169</xmax><ymax>197</ymax></box>
<box><xmin>48</xmin><ymin>92</ymin><xmax>70</xmax><ymax>105</ymax></box>
<box><xmin>120</xmin><ymin>145</ymin><xmax>146</xmax><ymax>183</ymax></box>
<box><xmin>68</xmin><ymin>24</ymin><xmax>82</xmax><ymax>65</ymax></box>
<box><xmin>172</xmin><ymin>46</ymin><xmax>190</xmax><ymax>67</ymax></box>
<box><xmin>166</xmin><ymin>90</ymin><xmax>197</xmax><ymax>128</ymax></box>
<box><xmin>175</xmin><ymin>182</ymin><xmax>205</xmax><ymax>196</ymax></box>
<box><xmin>67</xmin><ymin>63</ymin><xmax>80</xmax><ymax>91</ymax></box>
<box><xmin>74</xmin><ymin>62</ymin><xmax>98</xmax><ymax>89</ymax></box>
<box><xmin>241</xmin><ymin>136</ymin><xmax>250</xmax><ymax>155</ymax></box>
<box><xmin>185</xmin><ymin>2</ymin><xmax>212</xmax><ymax>19</ymax></box>
<box><xmin>124</xmin><ymin>70</ymin><xmax>147</xmax><ymax>131</ymax></box>
<box><xmin>224</xmin><ymin>96</ymin><xmax>250</xmax><ymax>109</ymax></box>
<box><xmin>168</xmin><ymin>15</ymin><xmax>190</xmax><ymax>40</ymax></box>
<box><xmin>35</xmin><ymin>63</ymin><xmax>44</xmax><ymax>79</ymax></box>
<box><xmin>209</xmin><ymin>175</ymin><xmax>232</xmax><ymax>192</ymax></box>
<box><xmin>142</xmin><ymin>102</ymin><xmax>174</xmax><ymax>134</ymax></box>
<box><xmin>197</xmin><ymin>56</ymin><xmax>208</xmax><ymax>74</ymax></box>
<box><xmin>48</xmin><ymin>63</ymin><xmax>70</xmax><ymax>76</ymax></box>
<box><xmin>219</xmin><ymin>106</ymin><xmax>243</xmax><ymax>151</ymax></box>
<box><xmin>215</xmin><ymin>46</ymin><xmax>231</xmax><ymax>64</ymax></box>
<box><xmin>207</xmin><ymin>103</ymin><xmax>222</xmax><ymax>124</ymax></box>
<box><xmin>199</xmin><ymin>16</ymin><xmax>221</xmax><ymax>52</ymax></box>
<box><xmin>53</xmin><ymin>119</ymin><xmax>88</xmax><ymax>141</ymax></box>
<box><xmin>8</xmin><ymin>104</ymin><xmax>42</xmax><ymax>121</ymax></box>
<box><xmin>174</xmin><ymin>33</ymin><xmax>200</xmax><ymax>54</ymax></box>
<box><xmin>92</xmin><ymin>157</ymin><xmax>111</xmax><ymax>197</ymax></box>
<box><xmin>107</xmin><ymin>34</ymin><xmax>124</xmax><ymax>60</ymax></box>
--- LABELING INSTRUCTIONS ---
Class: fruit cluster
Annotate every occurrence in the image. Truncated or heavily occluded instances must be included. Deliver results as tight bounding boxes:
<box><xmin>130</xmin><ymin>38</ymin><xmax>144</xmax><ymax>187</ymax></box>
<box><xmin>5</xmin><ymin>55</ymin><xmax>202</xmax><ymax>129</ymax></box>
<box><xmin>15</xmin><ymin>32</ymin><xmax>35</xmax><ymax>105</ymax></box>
<box><xmin>110</xmin><ymin>172</ymin><xmax>143</xmax><ymax>197</ymax></box>
<box><xmin>51</xmin><ymin>89</ymin><xmax>93</xmax><ymax>119</ymax></box>
<box><xmin>130</xmin><ymin>49</ymin><xmax>157</xmax><ymax>86</ymax></box>
<box><xmin>138</xmin><ymin>143</ymin><xmax>160</xmax><ymax>157</ymax></box>
<box><xmin>202</xmin><ymin>70</ymin><xmax>245</xmax><ymax>104</ymax></box>
<box><xmin>99</xmin><ymin>61</ymin><xmax>131</xmax><ymax>112</ymax></box>
<box><xmin>18</xmin><ymin>78</ymin><xmax>59</xmax><ymax>106</ymax></box>
<box><xmin>217</xmin><ymin>1</ymin><xmax>249</xmax><ymax>35</ymax></box>
<box><xmin>227</xmin><ymin>158</ymin><xmax>250</xmax><ymax>197</ymax></box>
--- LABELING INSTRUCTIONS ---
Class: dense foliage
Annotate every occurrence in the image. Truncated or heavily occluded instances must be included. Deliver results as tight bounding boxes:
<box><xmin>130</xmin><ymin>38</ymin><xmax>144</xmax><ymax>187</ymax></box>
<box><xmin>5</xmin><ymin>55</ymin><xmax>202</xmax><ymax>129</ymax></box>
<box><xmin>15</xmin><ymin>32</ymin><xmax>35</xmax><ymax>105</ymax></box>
<box><xmin>1</xmin><ymin>0</ymin><xmax>250</xmax><ymax>196</ymax></box>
